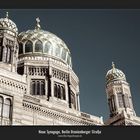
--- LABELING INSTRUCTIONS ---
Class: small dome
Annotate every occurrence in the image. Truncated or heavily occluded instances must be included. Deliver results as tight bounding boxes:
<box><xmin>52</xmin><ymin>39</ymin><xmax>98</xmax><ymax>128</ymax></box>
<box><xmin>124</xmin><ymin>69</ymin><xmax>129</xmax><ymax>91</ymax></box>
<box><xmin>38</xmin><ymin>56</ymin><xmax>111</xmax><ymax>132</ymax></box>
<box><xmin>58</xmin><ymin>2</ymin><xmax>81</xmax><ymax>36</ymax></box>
<box><xmin>18</xmin><ymin>18</ymin><xmax>72</xmax><ymax>67</ymax></box>
<box><xmin>106</xmin><ymin>62</ymin><xmax>126</xmax><ymax>84</ymax></box>
<box><xmin>0</xmin><ymin>12</ymin><xmax>18</xmax><ymax>36</ymax></box>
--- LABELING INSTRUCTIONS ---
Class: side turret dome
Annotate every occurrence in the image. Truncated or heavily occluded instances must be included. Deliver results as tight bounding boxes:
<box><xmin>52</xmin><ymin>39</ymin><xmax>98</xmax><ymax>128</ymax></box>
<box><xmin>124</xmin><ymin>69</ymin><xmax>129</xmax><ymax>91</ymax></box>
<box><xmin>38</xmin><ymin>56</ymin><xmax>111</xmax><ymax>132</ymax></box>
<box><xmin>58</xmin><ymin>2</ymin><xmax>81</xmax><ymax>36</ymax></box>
<box><xmin>106</xmin><ymin>62</ymin><xmax>126</xmax><ymax>84</ymax></box>
<box><xmin>0</xmin><ymin>12</ymin><xmax>18</xmax><ymax>36</ymax></box>
<box><xmin>18</xmin><ymin>18</ymin><xmax>72</xmax><ymax>67</ymax></box>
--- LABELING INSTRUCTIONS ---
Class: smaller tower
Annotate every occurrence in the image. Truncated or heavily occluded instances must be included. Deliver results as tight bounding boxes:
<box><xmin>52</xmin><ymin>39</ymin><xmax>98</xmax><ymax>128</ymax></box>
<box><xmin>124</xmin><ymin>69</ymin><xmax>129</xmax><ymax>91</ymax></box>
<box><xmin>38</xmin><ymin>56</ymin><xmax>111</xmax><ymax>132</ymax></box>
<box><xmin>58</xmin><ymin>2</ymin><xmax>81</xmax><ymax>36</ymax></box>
<box><xmin>0</xmin><ymin>12</ymin><xmax>19</xmax><ymax>72</ymax></box>
<box><xmin>105</xmin><ymin>62</ymin><xmax>136</xmax><ymax>118</ymax></box>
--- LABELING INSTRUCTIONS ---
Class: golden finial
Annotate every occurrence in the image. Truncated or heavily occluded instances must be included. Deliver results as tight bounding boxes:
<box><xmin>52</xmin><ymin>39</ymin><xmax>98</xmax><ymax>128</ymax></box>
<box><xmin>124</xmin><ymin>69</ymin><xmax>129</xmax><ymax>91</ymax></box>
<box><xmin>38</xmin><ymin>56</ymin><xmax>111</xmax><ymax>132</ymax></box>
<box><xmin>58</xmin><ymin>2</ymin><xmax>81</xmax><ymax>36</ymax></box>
<box><xmin>6</xmin><ymin>12</ymin><xmax>9</xmax><ymax>18</ymax></box>
<box><xmin>35</xmin><ymin>17</ymin><xmax>41</xmax><ymax>30</ymax></box>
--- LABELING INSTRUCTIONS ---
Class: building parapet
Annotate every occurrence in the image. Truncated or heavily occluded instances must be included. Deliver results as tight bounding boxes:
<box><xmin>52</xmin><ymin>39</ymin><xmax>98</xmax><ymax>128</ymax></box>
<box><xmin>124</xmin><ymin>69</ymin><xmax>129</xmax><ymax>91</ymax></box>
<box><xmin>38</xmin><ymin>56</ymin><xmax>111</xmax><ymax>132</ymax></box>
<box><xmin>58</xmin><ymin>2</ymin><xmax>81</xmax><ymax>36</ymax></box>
<box><xmin>23</xmin><ymin>94</ymin><xmax>103</xmax><ymax>125</ymax></box>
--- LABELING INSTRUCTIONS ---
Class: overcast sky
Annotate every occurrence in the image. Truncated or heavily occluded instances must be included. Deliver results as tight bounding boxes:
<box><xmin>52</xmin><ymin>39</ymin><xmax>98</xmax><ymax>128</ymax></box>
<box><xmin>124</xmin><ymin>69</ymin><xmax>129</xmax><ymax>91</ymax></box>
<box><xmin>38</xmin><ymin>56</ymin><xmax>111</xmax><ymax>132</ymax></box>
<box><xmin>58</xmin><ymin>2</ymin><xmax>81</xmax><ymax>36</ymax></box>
<box><xmin>1</xmin><ymin>9</ymin><xmax>140</xmax><ymax>121</ymax></box>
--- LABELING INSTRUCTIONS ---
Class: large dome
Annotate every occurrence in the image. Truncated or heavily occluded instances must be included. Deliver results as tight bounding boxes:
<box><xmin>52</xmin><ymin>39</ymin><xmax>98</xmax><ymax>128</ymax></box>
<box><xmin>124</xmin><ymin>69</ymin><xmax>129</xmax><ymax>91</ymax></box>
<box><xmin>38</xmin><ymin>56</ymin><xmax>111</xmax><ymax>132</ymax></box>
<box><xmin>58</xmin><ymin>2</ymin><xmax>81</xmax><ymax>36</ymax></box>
<box><xmin>18</xmin><ymin>18</ymin><xmax>72</xmax><ymax>67</ymax></box>
<box><xmin>0</xmin><ymin>12</ymin><xmax>18</xmax><ymax>36</ymax></box>
<box><xmin>106</xmin><ymin>62</ymin><xmax>126</xmax><ymax>84</ymax></box>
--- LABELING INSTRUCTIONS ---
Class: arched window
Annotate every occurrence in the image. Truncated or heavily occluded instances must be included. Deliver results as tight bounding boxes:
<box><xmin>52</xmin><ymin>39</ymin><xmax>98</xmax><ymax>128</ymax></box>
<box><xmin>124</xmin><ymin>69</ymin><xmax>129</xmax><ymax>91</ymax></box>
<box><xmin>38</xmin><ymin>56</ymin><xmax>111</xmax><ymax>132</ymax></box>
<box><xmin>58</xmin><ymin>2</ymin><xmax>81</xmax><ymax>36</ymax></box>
<box><xmin>61</xmin><ymin>86</ymin><xmax>66</xmax><ymax>100</ymax></box>
<box><xmin>30</xmin><ymin>80</ymin><xmax>45</xmax><ymax>95</ymax></box>
<box><xmin>31</xmin><ymin>80</ymin><xmax>35</xmax><ymax>95</ymax></box>
<box><xmin>71</xmin><ymin>91</ymin><xmax>76</xmax><ymax>109</ymax></box>
<box><xmin>124</xmin><ymin>94</ymin><xmax>130</xmax><ymax>108</ymax></box>
<box><xmin>58</xmin><ymin>85</ymin><xmax>61</xmax><ymax>99</ymax></box>
<box><xmin>35</xmin><ymin>40</ymin><xmax>42</xmax><ymax>52</ymax></box>
<box><xmin>2</xmin><ymin>46</ymin><xmax>11</xmax><ymax>63</ymax></box>
<box><xmin>61</xmin><ymin>48</ymin><xmax>66</xmax><ymax>61</ymax></box>
<box><xmin>19</xmin><ymin>43</ymin><xmax>23</xmax><ymax>54</ymax></box>
<box><xmin>108</xmin><ymin>96</ymin><xmax>116</xmax><ymax>114</ymax></box>
<box><xmin>0</xmin><ymin>96</ymin><xmax>3</xmax><ymax>117</ymax></box>
<box><xmin>37</xmin><ymin>81</ymin><xmax>40</xmax><ymax>95</ymax></box>
<box><xmin>55</xmin><ymin>46</ymin><xmax>60</xmax><ymax>57</ymax></box>
<box><xmin>54</xmin><ymin>84</ymin><xmax>57</xmax><ymax>97</ymax></box>
<box><xmin>54</xmin><ymin>83</ymin><xmax>66</xmax><ymax>100</ymax></box>
<box><xmin>17</xmin><ymin>66</ymin><xmax>24</xmax><ymax>75</ymax></box>
<box><xmin>25</xmin><ymin>40</ymin><xmax>33</xmax><ymax>53</ymax></box>
<box><xmin>108</xmin><ymin>98</ymin><xmax>112</xmax><ymax>114</ymax></box>
<box><xmin>44</xmin><ymin>42</ymin><xmax>52</xmax><ymax>54</ymax></box>
<box><xmin>3</xmin><ymin>98</ymin><xmax>11</xmax><ymax>118</ymax></box>
<box><xmin>6</xmin><ymin>46</ymin><xmax>11</xmax><ymax>63</ymax></box>
<box><xmin>40</xmin><ymin>81</ymin><xmax>45</xmax><ymax>95</ymax></box>
<box><xmin>3</xmin><ymin>46</ymin><xmax>7</xmax><ymax>63</ymax></box>
<box><xmin>67</xmin><ymin>53</ymin><xmax>71</xmax><ymax>65</ymax></box>
<box><xmin>0</xmin><ymin>46</ymin><xmax>3</xmax><ymax>61</ymax></box>
<box><xmin>117</xmin><ymin>93</ymin><xmax>125</xmax><ymax>108</ymax></box>
<box><xmin>0</xmin><ymin>38</ymin><xmax>2</xmax><ymax>46</ymax></box>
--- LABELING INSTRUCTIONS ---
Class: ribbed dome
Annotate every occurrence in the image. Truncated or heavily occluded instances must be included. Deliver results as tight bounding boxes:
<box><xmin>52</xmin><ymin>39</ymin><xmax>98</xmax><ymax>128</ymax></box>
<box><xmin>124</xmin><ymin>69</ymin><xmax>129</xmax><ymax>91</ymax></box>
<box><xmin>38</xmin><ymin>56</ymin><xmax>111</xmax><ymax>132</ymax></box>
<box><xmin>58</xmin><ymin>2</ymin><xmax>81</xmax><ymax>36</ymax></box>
<box><xmin>18</xmin><ymin>18</ymin><xmax>72</xmax><ymax>67</ymax></box>
<box><xmin>106</xmin><ymin>62</ymin><xmax>126</xmax><ymax>84</ymax></box>
<box><xmin>0</xmin><ymin>12</ymin><xmax>18</xmax><ymax>36</ymax></box>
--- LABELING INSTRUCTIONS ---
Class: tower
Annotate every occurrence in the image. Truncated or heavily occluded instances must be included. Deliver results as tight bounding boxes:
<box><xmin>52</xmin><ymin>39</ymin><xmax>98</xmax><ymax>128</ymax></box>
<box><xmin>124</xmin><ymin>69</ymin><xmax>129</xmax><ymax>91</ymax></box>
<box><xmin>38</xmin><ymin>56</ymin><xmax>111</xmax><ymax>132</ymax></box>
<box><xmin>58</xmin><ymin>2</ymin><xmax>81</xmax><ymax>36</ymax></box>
<box><xmin>0</xmin><ymin>12</ymin><xmax>18</xmax><ymax>72</ymax></box>
<box><xmin>105</xmin><ymin>62</ymin><xmax>136</xmax><ymax>124</ymax></box>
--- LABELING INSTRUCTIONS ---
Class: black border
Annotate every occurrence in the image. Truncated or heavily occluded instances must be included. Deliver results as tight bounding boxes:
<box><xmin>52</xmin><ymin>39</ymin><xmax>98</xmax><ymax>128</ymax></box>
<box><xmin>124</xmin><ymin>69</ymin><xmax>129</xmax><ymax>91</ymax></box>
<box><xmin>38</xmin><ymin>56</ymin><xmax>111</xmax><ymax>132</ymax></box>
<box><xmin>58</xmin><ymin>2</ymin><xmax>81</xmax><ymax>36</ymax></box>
<box><xmin>0</xmin><ymin>126</ymin><xmax>139</xmax><ymax>139</ymax></box>
<box><xmin>0</xmin><ymin>0</ymin><xmax>140</xmax><ymax>9</ymax></box>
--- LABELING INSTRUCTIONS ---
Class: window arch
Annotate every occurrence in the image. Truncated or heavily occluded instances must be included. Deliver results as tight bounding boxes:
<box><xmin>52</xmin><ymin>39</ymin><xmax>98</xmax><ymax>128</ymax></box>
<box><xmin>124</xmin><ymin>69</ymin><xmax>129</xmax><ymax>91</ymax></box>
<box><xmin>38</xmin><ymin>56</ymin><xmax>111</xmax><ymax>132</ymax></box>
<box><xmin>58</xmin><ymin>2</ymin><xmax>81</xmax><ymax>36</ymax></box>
<box><xmin>117</xmin><ymin>93</ymin><xmax>125</xmax><ymax>108</ymax></box>
<box><xmin>55</xmin><ymin>45</ymin><xmax>60</xmax><ymax>57</ymax></box>
<box><xmin>37</xmin><ymin>81</ymin><xmax>40</xmax><ymax>95</ymax></box>
<box><xmin>2</xmin><ymin>46</ymin><xmax>11</xmax><ymax>63</ymax></box>
<box><xmin>35</xmin><ymin>40</ymin><xmax>42</xmax><ymax>52</ymax></box>
<box><xmin>30</xmin><ymin>79</ymin><xmax>45</xmax><ymax>95</ymax></box>
<box><xmin>70</xmin><ymin>91</ymin><xmax>76</xmax><ymax>109</ymax></box>
<box><xmin>6</xmin><ymin>46</ymin><xmax>11</xmax><ymax>63</ymax></box>
<box><xmin>31</xmin><ymin>80</ymin><xmax>35</xmax><ymax>95</ymax></box>
<box><xmin>44</xmin><ymin>42</ymin><xmax>52</xmax><ymax>54</ymax></box>
<box><xmin>54</xmin><ymin>84</ymin><xmax>57</xmax><ymax>97</ymax></box>
<box><xmin>54</xmin><ymin>83</ymin><xmax>66</xmax><ymax>100</ymax></box>
<box><xmin>19</xmin><ymin>43</ymin><xmax>23</xmax><ymax>54</ymax></box>
<box><xmin>3</xmin><ymin>98</ymin><xmax>11</xmax><ymax>118</ymax></box>
<box><xmin>61</xmin><ymin>86</ymin><xmax>66</xmax><ymax>100</ymax></box>
<box><xmin>0</xmin><ymin>96</ymin><xmax>3</xmax><ymax>117</ymax></box>
<box><xmin>25</xmin><ymin>40</ymin><xmax>33</xmax><ymax>53</ymax></box>
<box><xmin>108</xmin><ymin>96</ymin><xmax>116</xmax><ymax>114</ymax></box>
<box><xmin>67</xmin><ymin>53</ymin><xmax>71</xmax><ymax>65</ymax></box>
<box><xmin>40</xmin><ymin>81</ymin><xmax>45</xmax><ymax>95</ymax></box>
<box><xmin>0</xmin><ymin>46</ymin><xmax>3</xmax><ymax>61</ymax></box>
<box><xmin>108</xmin><ymin>98</ymin><xmax>112</xmax><ymax>115</ymax></box>
<box><xmin>0</xmin><ymin>38</ymin><xmax>2</xmax><ymax>46</ymax></box>
<box><xmin>124</xmin><ymin>94</ymin><xmax>130</xmax><ymax>108</ymax></box>
<box><xmin>58</xmin><ymin>85</ymin><xmax>61</xmax><ymax>99</ymax></box>
<box><xmin>61</xmin><ymin>48</ymin><xmax>66</xmax><ymax>61</ymax></box>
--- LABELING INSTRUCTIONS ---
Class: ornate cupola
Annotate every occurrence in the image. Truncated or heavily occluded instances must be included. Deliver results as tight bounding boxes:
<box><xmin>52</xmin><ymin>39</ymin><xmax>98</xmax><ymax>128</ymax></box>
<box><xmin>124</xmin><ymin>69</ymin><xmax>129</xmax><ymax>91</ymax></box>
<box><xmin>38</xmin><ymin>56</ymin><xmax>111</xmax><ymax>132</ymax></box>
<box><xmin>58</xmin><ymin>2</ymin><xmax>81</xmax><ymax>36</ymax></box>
<box><xmin>18</xmin><ymin>18</ymin><xmax>72</xmax><ymax>67</ymax></box>
<box><xmin>17</xmin><ymin>18</ymin><xmax>80</xmax><ymax>111</ymax></box>
<box><xmin>0</xmin><ymin>12</ymin><xmax>19</xmax><ymax>72</ymax></box>
<box><xmin>105</xmin><ymin>62</ymin><xmax>136</xmax><ymax>118</ymax></box>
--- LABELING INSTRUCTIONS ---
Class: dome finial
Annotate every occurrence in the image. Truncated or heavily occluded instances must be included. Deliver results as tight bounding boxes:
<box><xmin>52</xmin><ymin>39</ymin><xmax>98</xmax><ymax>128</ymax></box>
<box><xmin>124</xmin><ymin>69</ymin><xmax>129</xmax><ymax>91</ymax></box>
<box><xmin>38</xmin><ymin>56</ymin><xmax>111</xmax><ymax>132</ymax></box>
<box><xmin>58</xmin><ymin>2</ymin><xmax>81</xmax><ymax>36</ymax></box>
<box><xmin>35</xmin><ymin>17</ymin><xmax>41</xmax><ymax>30</ymax></box>
<box><xmin>6</xmin><ymin>12</ymin><xmax>9</xmax><ymax>18</ymax></box>
<box><xmin>112</xmin><ymin>61</ymin><xmax>115</xmax><ymax>69</ymax></box>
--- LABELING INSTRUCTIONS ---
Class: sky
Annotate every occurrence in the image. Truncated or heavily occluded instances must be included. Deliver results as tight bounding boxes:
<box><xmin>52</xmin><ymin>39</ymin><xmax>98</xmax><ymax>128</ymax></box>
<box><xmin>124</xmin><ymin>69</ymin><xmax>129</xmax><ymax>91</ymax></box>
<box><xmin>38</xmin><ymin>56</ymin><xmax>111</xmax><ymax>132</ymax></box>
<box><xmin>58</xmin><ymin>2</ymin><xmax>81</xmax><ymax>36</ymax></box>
<box><xmin>1</xmin><ymin>9</ymin><xmax>140</xmax><ymax>121</ymax></box>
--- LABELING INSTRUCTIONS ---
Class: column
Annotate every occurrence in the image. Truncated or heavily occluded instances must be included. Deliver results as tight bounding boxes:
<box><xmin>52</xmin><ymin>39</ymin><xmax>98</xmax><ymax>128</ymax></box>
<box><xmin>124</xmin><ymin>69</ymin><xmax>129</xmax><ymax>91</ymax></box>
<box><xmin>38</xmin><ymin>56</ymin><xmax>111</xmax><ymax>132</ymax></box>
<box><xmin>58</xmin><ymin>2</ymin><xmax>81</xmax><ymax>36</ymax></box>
<box><xmin>65</xmin><ymin>83</ymin><xmax>69</xmax><ymax>104</ymax></box>
<box><xmin>2</xmin><ymin>46</ymin><xmax>6</xmax><ymax>62</ymax></box>
<box><xmin>76</xmin><ymin>93</ymin><xmax>80</xmax><ymax>111</ymax></box>
<box><xmin>49</xmin><ymin>66</ymin><xmax>53</xmax><ymax>97</ymax></box>
<box><xmin>10</xmin><ymin>47</ymin><xmax>14</xmax><ymax>70</ymax></box>
<box><xmin>114</xmin><ymin>93</ymin><xmax>120</xmax><ymax>113</ymax></box>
